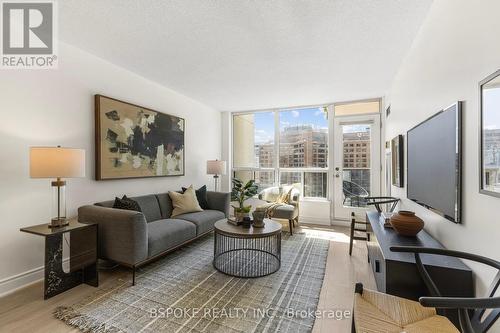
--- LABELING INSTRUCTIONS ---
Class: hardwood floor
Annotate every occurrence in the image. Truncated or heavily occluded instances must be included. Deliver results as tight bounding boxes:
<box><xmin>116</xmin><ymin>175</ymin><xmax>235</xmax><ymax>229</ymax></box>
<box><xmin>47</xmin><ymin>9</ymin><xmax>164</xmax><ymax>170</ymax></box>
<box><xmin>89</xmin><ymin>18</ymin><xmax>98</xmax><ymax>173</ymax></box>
<box><xmin>0</xmin><ymin>224</ymin><xmax>375</xmax><ymax>333</ymax></box>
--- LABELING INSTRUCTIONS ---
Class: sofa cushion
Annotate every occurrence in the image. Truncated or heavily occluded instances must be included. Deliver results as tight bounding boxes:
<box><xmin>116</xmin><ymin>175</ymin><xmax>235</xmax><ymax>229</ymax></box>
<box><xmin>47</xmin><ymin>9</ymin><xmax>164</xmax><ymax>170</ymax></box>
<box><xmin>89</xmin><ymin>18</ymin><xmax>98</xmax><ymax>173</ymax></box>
<box><xmin>128</xmin><ymin>195</ymin><xmax>162</xmax><ymax>222</ymax></box>
<box><xmin>147</xmin><ymin>219</ymin><xmax>196</xmax><ymax>257</ymax></box>
<box><xmin>156</xmin><ymin>193</ymin><xmax>174</xmax><ymax>218</ymax></box>
<box><xmin>112</xmin><ymin>196</ymin><xmax>142</xmax><ymax>212</ymax></box>
<box><xmin>268</xmin><ymin>204</ymin><xmax>296</xmax><ymax>220</ymax></box>
<box><xmin>175</xmin><ymin>210</ymin><xmax>225</xmax><ymax>235</ymax></box>
<box><xmin>169</xmin><ymin>187</ymin><xmax>203</xmax><ymax>217</ymax></box>
<box><xmin>182</xmin><ymin>185</ymin><xmax>209</xmax><ymax>209</ymax></box>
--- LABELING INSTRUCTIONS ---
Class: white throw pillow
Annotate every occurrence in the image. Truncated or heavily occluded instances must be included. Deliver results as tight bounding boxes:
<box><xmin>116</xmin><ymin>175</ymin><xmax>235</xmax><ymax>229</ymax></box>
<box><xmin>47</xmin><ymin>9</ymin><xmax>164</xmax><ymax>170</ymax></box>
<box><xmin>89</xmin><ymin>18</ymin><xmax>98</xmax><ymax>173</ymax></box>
<box><xmin>168</xmin><ymin>186</ymin><xmax>203</xmax><ymax>217</ymax></box>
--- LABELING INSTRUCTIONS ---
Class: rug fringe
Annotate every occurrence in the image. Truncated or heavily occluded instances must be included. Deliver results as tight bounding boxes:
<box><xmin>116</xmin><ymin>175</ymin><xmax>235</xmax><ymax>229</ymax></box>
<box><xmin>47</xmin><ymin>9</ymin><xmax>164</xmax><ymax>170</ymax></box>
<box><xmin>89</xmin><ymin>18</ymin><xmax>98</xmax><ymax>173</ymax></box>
<box><xmin>54</xmin><ymin>306</ymin><xmax>118</xmax><ymax>333</ymax></box>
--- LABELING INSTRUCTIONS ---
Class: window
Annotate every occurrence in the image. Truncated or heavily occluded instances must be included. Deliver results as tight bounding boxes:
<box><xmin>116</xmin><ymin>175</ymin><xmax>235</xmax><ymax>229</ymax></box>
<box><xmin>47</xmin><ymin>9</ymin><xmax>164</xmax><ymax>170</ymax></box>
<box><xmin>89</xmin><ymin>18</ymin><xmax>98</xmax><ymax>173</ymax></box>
<box><xmin>279</xmin><ymin>108</ymin><xmax>328</xmax><ymax>168</ymax></box>
<box><xmin>233</xmin><ymin>107</ymin><xmax>329</xmax><ymax>198</ymax></box>
<box><xmin>334</xmin><ymin>100</ymin><xmax>380</xmax><ymax>116</ymax></box>
<box><xmin>342</xmin><ymin>123</ymin><xmax>372</xmax><ymax>207</ymax></box>
<box><xmin>233</xmin><ymin>112</ymin><xmax>274</xmax><ymax>168</ymax></box>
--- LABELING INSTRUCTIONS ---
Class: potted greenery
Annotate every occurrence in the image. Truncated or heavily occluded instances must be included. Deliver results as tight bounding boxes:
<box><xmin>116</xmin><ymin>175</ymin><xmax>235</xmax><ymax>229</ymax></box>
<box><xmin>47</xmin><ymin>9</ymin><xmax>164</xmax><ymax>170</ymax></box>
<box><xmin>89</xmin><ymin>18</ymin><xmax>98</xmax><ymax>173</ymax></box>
<box><xmin>231</xmin><ymin>178</ymin><xmax>259</xmax><ymax>222</ymax></box>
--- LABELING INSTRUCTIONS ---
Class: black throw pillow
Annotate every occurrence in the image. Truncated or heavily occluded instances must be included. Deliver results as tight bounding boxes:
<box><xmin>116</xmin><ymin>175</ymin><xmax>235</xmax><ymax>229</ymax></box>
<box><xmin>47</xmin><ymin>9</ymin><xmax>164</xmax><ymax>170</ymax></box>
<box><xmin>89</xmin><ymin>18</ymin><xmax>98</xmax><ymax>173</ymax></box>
<box><xmin>113</xmin><ymin>195</ymin><xmax>142</xmax><ymax>212</ymax></box>
<box><xmin>181</xmin><ymin>185</ymin><xmax>209</xmax><ymax>210</ymax></box>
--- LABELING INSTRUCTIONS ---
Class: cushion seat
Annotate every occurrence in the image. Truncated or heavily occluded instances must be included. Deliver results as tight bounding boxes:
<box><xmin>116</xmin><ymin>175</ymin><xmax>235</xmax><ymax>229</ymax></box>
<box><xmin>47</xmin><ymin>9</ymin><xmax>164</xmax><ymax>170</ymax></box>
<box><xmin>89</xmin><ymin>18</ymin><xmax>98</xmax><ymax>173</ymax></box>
<box><xmin>260</xmin><ymin>202</ymin><xmax>296</xmax><ymax>219</ymax></box>
<box><xmin>354</xmin><ymin>287</ymin><xmax>458</xmax><ymax>333</ymax></box>
<box><xmin>175</xmin><ymin>210</ymin><xmax>225</xmax><ymax>235</ymax></box>
<box><xmin>147</xmin><ymin>219</ymin><xmax>196</xmax><ymax>257</ymax></box>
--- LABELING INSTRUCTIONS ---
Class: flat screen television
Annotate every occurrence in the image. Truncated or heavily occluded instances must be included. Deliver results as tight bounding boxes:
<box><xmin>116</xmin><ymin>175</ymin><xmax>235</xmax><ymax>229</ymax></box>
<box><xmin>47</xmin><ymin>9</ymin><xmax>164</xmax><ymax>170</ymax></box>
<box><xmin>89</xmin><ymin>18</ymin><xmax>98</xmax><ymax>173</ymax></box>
<box><xmin>407</xmin><ymin>102</ymin><xmax>462</xmax><ymax>223</ymax></box>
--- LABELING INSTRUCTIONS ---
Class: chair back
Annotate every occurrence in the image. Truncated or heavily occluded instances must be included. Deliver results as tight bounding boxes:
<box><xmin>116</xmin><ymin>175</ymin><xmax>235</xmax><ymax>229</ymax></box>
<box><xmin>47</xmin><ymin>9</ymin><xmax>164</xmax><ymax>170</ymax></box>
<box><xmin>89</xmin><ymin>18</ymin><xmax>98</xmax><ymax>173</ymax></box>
<box><xmin>390</xmin><ymin>246</ymin><xmax>500</xmax><ymax>333</ymax></box>
<box><xmin>343</xmin><ymin>180</ymin><xmax>369</xmax><ymax>198</ymax></box>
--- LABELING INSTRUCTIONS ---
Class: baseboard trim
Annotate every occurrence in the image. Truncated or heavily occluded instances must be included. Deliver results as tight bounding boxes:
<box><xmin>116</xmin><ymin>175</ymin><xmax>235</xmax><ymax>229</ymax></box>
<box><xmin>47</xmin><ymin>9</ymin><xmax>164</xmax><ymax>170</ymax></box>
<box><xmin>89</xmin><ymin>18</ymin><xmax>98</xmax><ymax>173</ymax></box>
<box><xmin>330</xmin><ymin>219</ymin><xmax>350</xmax><ymax>227</ymax></box>
<box><xmin>0</xmin><ymin>258</ymin><xmax>70</xmax><ymax>298</ymax></box>
<box><xmin>0</xmin><ymin>265</ymin><xmax>44</xmax><ymax>298</ymax></box>
<box><xmin>299</xmin><ymin>216</ymin><xmax>331</xmax><ymax>226</ymax></box>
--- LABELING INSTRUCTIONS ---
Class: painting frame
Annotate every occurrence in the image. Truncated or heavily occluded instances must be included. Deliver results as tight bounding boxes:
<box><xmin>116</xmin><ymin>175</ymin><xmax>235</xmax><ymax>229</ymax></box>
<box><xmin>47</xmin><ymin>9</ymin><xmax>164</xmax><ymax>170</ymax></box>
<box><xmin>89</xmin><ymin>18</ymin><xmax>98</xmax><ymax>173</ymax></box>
<box><xmin>95</xmin><ymin>94</ymin><xmax>185</xmax><ymax>180</ymax></box>
<box><xmin>391</xmin><ymin>134</ymin><xmax>404</xmax><ymax>187</ymax></box>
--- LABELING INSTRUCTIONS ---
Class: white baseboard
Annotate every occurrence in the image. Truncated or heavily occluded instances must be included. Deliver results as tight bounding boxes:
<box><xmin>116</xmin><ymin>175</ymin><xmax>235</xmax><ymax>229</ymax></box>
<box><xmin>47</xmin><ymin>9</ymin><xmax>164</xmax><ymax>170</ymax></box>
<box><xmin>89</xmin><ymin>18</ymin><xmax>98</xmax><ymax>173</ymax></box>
<box><xmin>299</xmin><ymin>216</ymin><xmax>331</xmax><ymax>226</ymax></box>
<box><xmin>0</xmin><ymin>265</ymin><xmax>44</xmax><ymax>298</ymax></box>
<box><xmin>330</xmin><ymin>219</ymin><xmax>350</xmax><ymax>227</ymax></box>
<box><xmin>0</xmin><ymin>258</ymin><xmax>70</xmax><ymax>298</ymax></box>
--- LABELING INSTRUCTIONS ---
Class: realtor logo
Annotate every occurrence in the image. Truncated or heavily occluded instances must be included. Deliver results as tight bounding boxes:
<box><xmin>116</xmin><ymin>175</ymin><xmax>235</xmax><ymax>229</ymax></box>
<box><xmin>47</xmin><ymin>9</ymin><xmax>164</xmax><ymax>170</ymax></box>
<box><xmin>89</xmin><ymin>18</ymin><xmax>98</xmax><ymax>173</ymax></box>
<box><xmin>1</xmin><ymin>1</ymin><xmax>57</xmax><ymax>69</ymax></box>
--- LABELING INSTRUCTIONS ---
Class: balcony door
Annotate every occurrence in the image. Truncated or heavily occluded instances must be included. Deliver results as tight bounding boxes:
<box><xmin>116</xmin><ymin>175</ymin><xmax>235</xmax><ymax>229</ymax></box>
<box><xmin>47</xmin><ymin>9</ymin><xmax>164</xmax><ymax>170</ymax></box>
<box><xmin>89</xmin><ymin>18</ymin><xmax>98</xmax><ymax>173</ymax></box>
<box><xmin>333</xmin><ymin>114</ymin><xmax>381</xmax><ymax>220</ymax></box>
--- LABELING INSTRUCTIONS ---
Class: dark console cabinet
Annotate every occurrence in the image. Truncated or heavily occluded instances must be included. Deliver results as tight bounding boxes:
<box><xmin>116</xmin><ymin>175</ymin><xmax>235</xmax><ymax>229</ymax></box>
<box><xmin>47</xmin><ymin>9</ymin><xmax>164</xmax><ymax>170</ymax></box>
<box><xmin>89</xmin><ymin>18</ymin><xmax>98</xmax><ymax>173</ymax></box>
<box><xmin>366</xmin><ymin>211</ymin><xmax>473</xmax><ymax>327</ymax></box>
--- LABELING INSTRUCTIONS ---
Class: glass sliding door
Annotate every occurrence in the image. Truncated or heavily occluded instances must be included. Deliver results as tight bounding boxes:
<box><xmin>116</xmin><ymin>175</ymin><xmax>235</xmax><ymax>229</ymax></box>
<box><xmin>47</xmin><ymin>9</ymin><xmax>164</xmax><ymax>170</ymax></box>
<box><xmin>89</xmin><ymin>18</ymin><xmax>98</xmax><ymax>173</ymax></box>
<box><xmin>333</xmin><ymin>114</ymin><xmax>381</xmax><ymax>220</ymax></box>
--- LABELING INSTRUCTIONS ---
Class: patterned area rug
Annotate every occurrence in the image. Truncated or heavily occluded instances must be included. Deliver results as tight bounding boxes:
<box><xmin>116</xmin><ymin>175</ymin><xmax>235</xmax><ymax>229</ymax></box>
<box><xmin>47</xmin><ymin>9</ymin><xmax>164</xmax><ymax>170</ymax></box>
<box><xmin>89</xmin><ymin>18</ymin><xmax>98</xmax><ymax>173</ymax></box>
<box><xmin>55</xmin><ymin>231</ymin><xmax>329</xmax><ymax>333</ymax></box>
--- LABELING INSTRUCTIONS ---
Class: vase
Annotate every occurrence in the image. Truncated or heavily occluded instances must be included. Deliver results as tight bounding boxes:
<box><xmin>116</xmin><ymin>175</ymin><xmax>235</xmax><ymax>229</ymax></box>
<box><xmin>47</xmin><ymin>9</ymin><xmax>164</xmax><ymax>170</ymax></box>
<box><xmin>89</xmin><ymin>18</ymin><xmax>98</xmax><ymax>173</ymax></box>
<box><xmin>252</xmin><ymin>210</ymin><xmax>266</xmax><ymax>228</ymax></box>
<box><xmin>242</xmin><ymin>216</ymin><xmax>252</xmax><ymax>229</ymax></box>
<box><xmin>235</xmin><ymin>211</ymin><xmax>248</xmax><ymax>222</ymax></box>
<box><xmin>390</xmin><ymin>210</ymin><xmax>424</xmax><ymax>236</ymax></box>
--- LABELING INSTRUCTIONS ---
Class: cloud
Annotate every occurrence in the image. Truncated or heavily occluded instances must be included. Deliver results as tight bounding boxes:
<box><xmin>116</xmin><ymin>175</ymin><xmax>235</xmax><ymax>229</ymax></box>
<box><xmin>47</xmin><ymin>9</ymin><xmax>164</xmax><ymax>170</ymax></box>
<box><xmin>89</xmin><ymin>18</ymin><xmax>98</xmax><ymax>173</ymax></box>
<box><xmin>255</xmin><ymin>129</ymin><xmax>273</xmax><ymax>144</ymax></box>
<box><xmin>291</xmin><ymin>110</ymin><xmax>300</xmax><ymax>118</ymax></box>
<box><xmin>314</xmin><ymin>110</ymin><xmax>323</xmax><ymax>116</ymax></box>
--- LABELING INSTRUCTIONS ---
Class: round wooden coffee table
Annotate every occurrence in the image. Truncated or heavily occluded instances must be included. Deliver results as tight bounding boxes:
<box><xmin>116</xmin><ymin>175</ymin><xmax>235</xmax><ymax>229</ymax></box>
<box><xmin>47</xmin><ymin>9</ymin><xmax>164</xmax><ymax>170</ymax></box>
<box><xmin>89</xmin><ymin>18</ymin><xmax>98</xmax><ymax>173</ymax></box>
<box><xmin>213</xmin><ymin>219</ymin><xmax>282</xmax><ymax>278</ymax></box>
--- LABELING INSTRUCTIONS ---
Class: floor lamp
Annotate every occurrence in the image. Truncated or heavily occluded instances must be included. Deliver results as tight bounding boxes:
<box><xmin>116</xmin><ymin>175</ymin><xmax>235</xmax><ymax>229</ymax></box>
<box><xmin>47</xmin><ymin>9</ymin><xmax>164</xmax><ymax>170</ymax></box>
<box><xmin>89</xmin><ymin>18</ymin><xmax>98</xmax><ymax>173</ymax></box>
<box><xmin>207</xmin><ymin>160</ymin><xmax>226</xmax><ymax>192</ymax></box>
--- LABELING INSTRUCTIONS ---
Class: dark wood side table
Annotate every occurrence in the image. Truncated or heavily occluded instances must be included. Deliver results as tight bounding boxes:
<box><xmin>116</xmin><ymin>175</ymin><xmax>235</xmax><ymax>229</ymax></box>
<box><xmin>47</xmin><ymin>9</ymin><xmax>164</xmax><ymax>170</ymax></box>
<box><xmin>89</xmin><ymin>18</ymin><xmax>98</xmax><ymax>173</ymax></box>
<box><xmin>20</xmin><ymin>220</ymin><xmax>98</xmax><ymax>299</ymax></box>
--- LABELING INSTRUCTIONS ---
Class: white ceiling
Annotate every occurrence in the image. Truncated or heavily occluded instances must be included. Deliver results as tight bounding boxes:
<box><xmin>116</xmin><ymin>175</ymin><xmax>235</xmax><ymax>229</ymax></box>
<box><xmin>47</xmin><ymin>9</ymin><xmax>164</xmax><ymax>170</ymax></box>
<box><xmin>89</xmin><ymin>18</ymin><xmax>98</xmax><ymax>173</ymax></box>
<box><xmin>58</xmin><ymin>0</ymin><xmax>433</xmax><ymax>111</ymax></box>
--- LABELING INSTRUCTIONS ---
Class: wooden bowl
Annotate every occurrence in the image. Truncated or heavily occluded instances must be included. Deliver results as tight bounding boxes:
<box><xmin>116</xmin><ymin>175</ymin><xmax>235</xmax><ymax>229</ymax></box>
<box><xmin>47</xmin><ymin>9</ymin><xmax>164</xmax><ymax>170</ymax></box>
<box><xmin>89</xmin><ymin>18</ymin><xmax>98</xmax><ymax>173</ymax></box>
<box><xmin>390</xmin><ymin>210</ymin><xmax>424</xmax><ymax>236</ymax></box>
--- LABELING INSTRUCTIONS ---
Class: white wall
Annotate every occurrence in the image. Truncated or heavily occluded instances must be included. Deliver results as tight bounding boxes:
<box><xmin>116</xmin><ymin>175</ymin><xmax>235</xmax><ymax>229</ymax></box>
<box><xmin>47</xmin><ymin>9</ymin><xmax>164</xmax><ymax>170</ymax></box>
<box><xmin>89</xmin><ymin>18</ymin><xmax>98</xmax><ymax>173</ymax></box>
<box><xmin>386</xmin><ymin>1</ymin><xmax>500</xmax><ymax>327</ymax></box>
<box><xmin>0</xmin><ymin>42</ymin><xmax>221</xmax><ymax>295</ymax></box>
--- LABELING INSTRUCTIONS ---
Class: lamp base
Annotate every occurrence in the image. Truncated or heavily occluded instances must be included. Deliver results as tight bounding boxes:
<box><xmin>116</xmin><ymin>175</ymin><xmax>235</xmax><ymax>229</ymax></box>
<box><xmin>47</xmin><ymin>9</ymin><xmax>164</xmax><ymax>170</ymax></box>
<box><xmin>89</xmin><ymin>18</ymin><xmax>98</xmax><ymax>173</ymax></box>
<box><xmin>213</xmin><ymin>174</ymin><xmax>220</xmax><ymax>192</ymax></box>
<box><xmin>49</xmin><ymin>218</ymin><xmax>69</xmax><ymax>229</ymax></box>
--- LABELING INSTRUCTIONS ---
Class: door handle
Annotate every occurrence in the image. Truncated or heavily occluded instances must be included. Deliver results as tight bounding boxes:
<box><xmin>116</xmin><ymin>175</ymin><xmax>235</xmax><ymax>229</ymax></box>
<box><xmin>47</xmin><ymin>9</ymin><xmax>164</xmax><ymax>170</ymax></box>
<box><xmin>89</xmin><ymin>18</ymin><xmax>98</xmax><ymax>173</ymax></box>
<box><xmin>375</xmin><ymin>260</ymin><xmax>380</xmax><ymax>273</ymax></box>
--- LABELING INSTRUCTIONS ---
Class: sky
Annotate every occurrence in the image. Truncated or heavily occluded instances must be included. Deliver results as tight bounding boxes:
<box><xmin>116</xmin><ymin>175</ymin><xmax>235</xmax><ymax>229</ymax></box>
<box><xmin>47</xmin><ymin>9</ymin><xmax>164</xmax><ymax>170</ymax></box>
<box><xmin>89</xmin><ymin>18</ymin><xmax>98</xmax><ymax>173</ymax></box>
<box><xmin>484</xmin><ymin>87</ymin><xmax>500</xmax><ymax>130</ymax></box>
<box><xmin>254</xmin><ymin>107</ymin><xmax>328</xmax><ymax>144</ymax></box>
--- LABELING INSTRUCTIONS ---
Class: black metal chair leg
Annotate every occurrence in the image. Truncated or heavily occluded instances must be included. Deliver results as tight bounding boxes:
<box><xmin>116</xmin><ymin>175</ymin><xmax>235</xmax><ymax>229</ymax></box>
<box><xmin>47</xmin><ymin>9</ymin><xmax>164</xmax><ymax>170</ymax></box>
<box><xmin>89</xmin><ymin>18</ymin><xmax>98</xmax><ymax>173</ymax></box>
<box><xmin>349</xmin><ymin>218</ymin><xmax>355</xmax><ymax>256</ymax></box>
<box><xmin>132</xmin><ymin>266</ymin><xmax>136</xmax><ymax>286</ymax></box>
<box><xmin>289</xmin><ymin>219</ymin><xmax>293</xmax><ymax>235</ymax></box>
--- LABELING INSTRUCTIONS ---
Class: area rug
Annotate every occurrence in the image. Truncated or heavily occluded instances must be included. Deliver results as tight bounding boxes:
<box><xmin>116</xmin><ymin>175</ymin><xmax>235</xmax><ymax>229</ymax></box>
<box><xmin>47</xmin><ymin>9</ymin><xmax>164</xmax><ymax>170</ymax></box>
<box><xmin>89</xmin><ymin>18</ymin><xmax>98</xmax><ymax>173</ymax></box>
<box><xmin>55</xmin><ymin>232</ymin><xmax>329</xmax><ymax>333</ymax></box>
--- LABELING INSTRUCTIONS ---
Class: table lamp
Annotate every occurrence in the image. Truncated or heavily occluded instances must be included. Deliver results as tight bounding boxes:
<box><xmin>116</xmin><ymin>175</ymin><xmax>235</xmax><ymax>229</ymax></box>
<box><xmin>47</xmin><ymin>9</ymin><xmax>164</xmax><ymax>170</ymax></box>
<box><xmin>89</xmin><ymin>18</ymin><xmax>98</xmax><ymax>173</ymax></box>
<box><xmin>30</xmin><ymin>146</ymin><xmax>86</xmax><ymax>228</ymax></box>
<box><xmin>206</xmin><ymin>160</ymin><xmax>226</xmax><ymax>192</ymax></box>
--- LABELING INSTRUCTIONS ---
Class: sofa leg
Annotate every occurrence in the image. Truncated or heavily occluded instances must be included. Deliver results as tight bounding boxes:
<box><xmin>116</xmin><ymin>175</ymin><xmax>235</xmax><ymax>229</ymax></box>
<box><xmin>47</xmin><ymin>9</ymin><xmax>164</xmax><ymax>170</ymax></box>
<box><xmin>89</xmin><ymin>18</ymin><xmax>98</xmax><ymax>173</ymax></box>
<box><xmin>132</xmin><ymin>266</ymin><xmax>136</xmax><ymax>286</ymax></box>
<box><xmin>289</xmin><ymin>219</ymin><xmax>293</xmax><ymax>235</ymax></box>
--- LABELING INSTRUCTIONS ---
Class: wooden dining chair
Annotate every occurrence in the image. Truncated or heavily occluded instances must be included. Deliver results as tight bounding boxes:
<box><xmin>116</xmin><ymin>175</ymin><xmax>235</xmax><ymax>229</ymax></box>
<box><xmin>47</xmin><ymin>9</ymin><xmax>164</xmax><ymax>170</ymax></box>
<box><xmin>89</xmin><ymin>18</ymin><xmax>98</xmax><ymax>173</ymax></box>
<box><xmin>353</xmin><ymin>246</ymin><xmax>500</xmax><ymax>333</ymax></box>
<box><xmin>349</xmin><ymin>212</ymin><xmax>370</xmax><ymax>256</ymax></box>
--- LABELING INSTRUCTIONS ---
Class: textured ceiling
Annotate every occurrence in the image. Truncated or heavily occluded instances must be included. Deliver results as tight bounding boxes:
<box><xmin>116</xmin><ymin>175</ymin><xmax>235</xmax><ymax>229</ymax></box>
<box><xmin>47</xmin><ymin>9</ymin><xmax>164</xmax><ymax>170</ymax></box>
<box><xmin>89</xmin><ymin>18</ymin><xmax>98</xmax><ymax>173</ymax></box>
<box><xmin>58</xmin><ymin>0</ymin><xmax>433</xmax><ymax>111</ymax></box>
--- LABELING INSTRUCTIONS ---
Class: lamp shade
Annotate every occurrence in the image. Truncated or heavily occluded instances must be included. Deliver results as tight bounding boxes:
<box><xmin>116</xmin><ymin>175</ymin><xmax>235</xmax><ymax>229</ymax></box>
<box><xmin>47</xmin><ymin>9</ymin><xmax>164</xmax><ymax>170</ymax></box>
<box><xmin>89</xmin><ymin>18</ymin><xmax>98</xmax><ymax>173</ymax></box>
<box><xmin>30</xmin><ymin>147</ymin><xmax>86</xmax><ymax>178</ymax></box>
<box><xmin>206</xmin><ymin>160</ymin><xmax>226</xmax><ymax>175</ymax></box>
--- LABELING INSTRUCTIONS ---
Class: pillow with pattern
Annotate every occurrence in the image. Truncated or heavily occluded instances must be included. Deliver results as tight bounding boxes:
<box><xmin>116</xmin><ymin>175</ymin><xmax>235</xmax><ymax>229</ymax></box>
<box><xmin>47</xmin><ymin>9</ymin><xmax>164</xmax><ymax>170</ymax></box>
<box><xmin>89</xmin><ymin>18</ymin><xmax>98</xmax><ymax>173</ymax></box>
<box><xmin>113</xmin><ymin>195</ymin><xmax>142</xmax><ymax>212</ymax></box>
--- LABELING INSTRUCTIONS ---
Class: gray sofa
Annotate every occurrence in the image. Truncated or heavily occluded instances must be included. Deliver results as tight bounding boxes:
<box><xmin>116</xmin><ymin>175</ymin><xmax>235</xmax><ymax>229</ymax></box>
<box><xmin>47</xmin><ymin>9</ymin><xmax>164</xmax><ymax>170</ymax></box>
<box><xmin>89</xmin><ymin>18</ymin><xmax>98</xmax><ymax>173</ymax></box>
<box><xmin>78</xmin><ymin>191</ymin><xmax>230</xmax><ymax>284</ymax></box>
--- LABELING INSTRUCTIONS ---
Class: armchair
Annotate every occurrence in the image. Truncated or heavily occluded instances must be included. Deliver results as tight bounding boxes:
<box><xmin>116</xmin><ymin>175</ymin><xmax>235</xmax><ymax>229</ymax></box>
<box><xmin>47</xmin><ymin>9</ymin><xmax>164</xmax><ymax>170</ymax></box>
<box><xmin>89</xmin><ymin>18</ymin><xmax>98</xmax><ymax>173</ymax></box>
<box><xmin>258</xmin><ymin>186</ymin><xmax>300</xmax><ymax>235</ymax></box>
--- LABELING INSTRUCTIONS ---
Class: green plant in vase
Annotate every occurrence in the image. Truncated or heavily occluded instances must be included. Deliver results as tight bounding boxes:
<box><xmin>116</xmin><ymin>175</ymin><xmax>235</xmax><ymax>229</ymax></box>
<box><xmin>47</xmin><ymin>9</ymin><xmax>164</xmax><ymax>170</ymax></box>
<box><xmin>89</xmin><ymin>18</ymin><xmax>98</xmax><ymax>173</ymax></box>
<box><xmin>231</xmin><ymin>178</ymin><xmax>258</xmax><ymax>222</ymax></box>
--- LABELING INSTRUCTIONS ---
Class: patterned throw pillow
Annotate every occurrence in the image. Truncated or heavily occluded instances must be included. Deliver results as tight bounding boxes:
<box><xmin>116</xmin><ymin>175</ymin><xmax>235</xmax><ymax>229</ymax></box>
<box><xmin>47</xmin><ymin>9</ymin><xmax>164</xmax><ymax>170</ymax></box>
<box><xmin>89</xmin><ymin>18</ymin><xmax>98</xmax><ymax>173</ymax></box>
<box><xmin>277</xmin><ymin>188</ymin><xmax>294</xmax><ymax>204</ymax></box>
<box><xmin>181</xmin><ymin>185</ymin><xmax>209</xmax><ymax>209</ymax></box>
<box><xmin>113</xmin><ymin>195</ymin><xmax>142</xmax><ymax>212</ymax></box>
<box><xmin>169</xmin><ymin>186</ymin><xmax>203</xmax><ymax>217</ymax></box>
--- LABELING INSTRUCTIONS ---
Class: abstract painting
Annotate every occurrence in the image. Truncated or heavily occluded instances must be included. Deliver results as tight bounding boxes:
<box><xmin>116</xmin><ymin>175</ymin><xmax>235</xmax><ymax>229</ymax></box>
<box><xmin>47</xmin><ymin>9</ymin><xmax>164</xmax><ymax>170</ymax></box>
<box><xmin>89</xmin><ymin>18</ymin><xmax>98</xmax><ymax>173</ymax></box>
<box><xmin>95</xmin><ymin>95</ymin><xmax>184</xmax><ymax>180</ymax></box>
